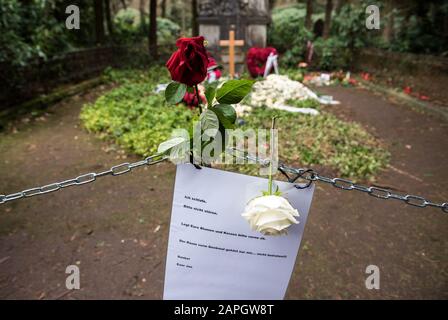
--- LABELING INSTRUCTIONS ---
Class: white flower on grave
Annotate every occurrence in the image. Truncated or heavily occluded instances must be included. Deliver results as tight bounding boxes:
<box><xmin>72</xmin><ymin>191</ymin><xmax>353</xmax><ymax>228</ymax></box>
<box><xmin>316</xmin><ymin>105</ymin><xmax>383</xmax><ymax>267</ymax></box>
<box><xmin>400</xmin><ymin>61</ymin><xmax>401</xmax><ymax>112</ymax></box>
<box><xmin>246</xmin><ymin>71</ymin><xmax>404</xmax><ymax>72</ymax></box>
<box><xmin>234</xmin><ymin>103</ymin><xmax>252</xmax><ymax>117</ymax></box>
<box><xmin>241</xmin><ymin>195</ymin><xmax>300</xmax><ymax>236</ymax></box>
<box><xmin>249</xmin><ymin>74</ymin><xmax>320</xmax><ymax>111</ymax></box>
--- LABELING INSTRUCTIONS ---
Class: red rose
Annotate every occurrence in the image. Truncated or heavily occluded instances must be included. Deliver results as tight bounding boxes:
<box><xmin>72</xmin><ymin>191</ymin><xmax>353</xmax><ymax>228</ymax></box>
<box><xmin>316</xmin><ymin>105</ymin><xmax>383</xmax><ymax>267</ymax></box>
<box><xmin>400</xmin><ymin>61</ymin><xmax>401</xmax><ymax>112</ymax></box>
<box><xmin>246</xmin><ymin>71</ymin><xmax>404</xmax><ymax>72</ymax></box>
<box><xmin>166</xmin><ymin>36</ymin><xmax>209</xmax><ymax>87</ymax></box>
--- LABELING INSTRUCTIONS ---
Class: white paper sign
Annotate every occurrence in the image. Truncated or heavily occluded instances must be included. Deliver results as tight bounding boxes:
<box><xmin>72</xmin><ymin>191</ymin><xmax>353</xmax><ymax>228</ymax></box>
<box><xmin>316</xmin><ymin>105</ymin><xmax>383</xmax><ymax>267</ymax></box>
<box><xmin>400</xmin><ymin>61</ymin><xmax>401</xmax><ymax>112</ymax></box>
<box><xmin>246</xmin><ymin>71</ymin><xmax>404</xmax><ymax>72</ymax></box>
<box><xmin>163</xmin><ymin>164</ymin><xmax>315</xmax><ymax>300</ymax></box>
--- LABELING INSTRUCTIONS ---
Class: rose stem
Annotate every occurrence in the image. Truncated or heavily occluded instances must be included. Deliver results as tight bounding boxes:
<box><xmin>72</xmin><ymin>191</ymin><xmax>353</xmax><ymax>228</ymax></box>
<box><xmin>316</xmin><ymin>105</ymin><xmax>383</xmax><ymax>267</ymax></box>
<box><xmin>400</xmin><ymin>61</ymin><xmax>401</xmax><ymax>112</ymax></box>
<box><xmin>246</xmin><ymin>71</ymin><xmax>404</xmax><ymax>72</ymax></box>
<box><xmin>194</xmin><ymin>85</ymin><xmax>203</xmax><ymax>114</ymax></box>
<box><xmin>268</xmin><ymin>116</ymin><xmax>277</xmax><ymax>195</ymax></box>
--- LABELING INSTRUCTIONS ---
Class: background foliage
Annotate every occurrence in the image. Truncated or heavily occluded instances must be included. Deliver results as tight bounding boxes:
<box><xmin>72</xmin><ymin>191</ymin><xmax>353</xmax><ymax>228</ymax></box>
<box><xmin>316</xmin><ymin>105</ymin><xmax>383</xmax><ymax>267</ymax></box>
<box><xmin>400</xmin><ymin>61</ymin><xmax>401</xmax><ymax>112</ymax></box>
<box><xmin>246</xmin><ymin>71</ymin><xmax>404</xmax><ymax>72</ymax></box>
<box><xmin>113</xmin><ymin>8</ymin><xmax>180</xmax><ymax>45</ymax></box>
<box><xmin>0</xmin><ymin>0</ymin><xmax>84</xmax><ymax>67</ymax></box>
<box><xmin>268</xmin><ymin>6</ymin><xmax>312</xmax><ymax>68</ymax></box>
<box><xmin>0</xmin><ymin>0</ymin><xmax>180</xmax><ymax>83</ymax></box>
<box><xmin>269</xmin><ymin>1</ymin><xmax>448</xmax><ymax>71</ymax></box>
<box><xmin>81</xmin><ymin>66</ymin><xmax>192</xmax><ymax>156</ymax></box>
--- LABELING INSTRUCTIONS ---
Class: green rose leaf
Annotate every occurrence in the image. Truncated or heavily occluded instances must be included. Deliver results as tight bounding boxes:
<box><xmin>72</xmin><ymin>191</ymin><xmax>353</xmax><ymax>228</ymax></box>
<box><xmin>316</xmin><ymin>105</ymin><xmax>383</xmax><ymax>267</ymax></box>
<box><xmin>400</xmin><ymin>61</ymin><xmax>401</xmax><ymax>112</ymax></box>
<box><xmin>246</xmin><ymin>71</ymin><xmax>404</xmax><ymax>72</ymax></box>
<box><xmin>191</xmin><ymin>110</ymin><xmax>221</xmax><ymax>163</ymax></box>
<box><xmin>215</xmin><ymin>79</ymin><xmax>255</xmax><ymax>104</ymax></box>
<box><xmin>157</xmin><ymin>136</ymin><xmax>187</xmax><ymax>154</ymax></box>
<box><xmin>157</xmin><ymin>136</ymin><xmax>189</xmax><ymax>163</ymax></box>
<box><xmin>209</xmin><ymin>104</ymin><xmax>236</xmax><ymax>129</ymax></box>
<box><xmin>199</xmin><ymin>109</ymin><xmax>219</xmax><ymax>138</ymax></box>
<box><xmin>205</xmin><ymin>85</ymin><xmax>216</xmax><ymax>107</ymax></box>
<box><xmin>165</xmin><ymin>82</ymin><xmax>187</xmax><ymax>104</ymax></box>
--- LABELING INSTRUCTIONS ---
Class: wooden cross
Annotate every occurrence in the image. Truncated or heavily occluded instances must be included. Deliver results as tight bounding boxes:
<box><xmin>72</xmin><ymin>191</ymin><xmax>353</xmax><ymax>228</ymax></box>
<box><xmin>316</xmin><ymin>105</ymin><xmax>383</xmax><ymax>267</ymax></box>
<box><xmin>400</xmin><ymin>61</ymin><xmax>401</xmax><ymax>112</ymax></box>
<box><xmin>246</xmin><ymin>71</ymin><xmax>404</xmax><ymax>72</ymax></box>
<box><xmin>219</xmin><ymin>30</ymin><xmax>244</xmax><ymax>79</ymax></box>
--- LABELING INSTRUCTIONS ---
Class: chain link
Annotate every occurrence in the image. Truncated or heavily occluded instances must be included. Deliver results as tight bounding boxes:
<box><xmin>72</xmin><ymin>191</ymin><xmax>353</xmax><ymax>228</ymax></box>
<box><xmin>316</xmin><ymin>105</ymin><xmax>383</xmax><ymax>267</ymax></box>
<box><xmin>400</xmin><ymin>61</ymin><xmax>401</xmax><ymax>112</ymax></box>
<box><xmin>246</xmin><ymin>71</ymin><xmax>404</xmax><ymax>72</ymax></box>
<box><xmin>0</xmin><ymin>154</ymin><xmax>166</xmax><ymax>205</ymax></box>
<box><xmin>228</xmin><ymin>148</ymin><xmax>448</xmax><ymax>214</ymax></box>
<box><xmin>1</xmin><ymin>150</ymin><xmax>447</xmax><ymax>214</ymax></box>
<box><xmin>283</xmin><ymin>166</ymin><xmax>447</xmax><ymax>212</ymax></box>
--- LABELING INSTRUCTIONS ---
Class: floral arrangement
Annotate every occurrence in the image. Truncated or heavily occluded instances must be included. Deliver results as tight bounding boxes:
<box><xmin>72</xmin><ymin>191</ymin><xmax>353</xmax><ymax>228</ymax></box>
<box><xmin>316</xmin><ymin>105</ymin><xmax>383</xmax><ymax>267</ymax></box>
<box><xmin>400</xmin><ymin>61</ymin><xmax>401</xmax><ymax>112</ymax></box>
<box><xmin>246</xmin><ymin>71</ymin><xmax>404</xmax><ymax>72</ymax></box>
<box><xmin>246</xmin><ymin>47</ymin><xmax>278</xmax><ymax>78</ymax></box>
<box><xmin>207</xmin><ymin>56</ymin><xmax>222</xmax><ymax>82</ymax></box>
<box><xmin>248</xmin><ymin>74</ymin><xmax>319</xmax><ymax>109</ymax></box>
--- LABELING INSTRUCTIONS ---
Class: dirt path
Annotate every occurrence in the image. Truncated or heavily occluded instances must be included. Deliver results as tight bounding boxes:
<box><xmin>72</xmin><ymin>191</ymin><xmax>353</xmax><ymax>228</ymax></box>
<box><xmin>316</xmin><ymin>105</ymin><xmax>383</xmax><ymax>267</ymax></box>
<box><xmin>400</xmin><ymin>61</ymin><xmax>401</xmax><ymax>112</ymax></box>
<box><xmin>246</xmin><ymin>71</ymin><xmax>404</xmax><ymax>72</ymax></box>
<box><xmin>0</xmin><ymin>85</ymin><xmax>447</xmax><ymax>299</ymax></box>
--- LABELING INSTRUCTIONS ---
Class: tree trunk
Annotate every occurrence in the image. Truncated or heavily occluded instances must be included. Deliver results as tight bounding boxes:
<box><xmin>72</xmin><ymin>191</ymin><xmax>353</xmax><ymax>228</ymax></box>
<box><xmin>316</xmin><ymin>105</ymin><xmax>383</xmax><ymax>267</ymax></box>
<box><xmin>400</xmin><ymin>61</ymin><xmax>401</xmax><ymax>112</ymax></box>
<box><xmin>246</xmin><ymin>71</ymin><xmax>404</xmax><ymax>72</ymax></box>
<box><xmin>334</xmin><ymin>0</ymin><xmax>346</xmax><ymax>14</ymax></box>
<box><xmin>192</xmin><ymin>0</ymin><xmax>198</xmax><ymax>36</ymax></box>
<box><xmin>94</xmin><ymin>0</ymin><xmax>105</xmax><ymax>44</ymax></box>
<box><xmin>161</xmin><ymin>0</ymin><xmax>167</xmax><ymax>18</ymax></box>
<box><xmin>140</xmin><ymin>0</ymin><xmax>147</xmax><ymax>33</ymax></box>
<box><xmin>181</xmin><ymin>1</ymin><xmax>186</xmax><ymax>33</ymax></box>
<box><xmin>104</xmin><ymin>0</ymin><xmax>113</xmax><ymax>36</ymax></box>
<box><xmin>444</xmin><ymin>6</ymin><xmax>448</xmax><ymax>38</ymax></box>
<box><xmin>323</xmin><ymin>0</ymin><xmax>333</xmax><ymax>39</ymax></box>
<box><xmin>382</xmin><ymin>0</ymin><xmax>395</xmax><ymax>43</ymax></box>
<box><xmin>120</xmin><ymin>0</ymin><xmax>127</xmax><ymax>10</ymax></box>
<box><xmin>149</xmin><ymin>0</ymin><xmax>158</xmax><ymax>59</ymax></box>
<box><xmin>110</xmin><ymin>0</ymin><xmax>118</xmax><ymax>15</ymax></box>
<box><xmin>305</xmin><ymin>0</ymin><xmax>313</xmax><ymax>30</ymax></box>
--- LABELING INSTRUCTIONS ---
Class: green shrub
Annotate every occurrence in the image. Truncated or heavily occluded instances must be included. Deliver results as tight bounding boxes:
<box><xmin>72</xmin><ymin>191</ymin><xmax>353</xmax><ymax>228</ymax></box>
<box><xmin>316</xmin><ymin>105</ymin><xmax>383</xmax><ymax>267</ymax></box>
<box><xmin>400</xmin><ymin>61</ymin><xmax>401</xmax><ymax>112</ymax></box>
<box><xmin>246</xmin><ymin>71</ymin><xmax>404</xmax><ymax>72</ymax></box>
<box><xmin>311</xmin><ymin>2</ymin><xmax>372</xmax><ymax>70</ymax></box>
<box><xmin>285</xmin><ymin>98</ymin><xmax>320</xmax><ymax>110</ymax></box>
<box><xmin>283</xmin><ymin>68</ymin><xmax>305</xmax><ymax>82</ymax></box>
<box><xmin>157</xmin><ymin>18</ymin><xmax>181</xmax><ymax>45</ymax></box>
<box><xmin>268</xmin><ymin>7</ymin><xmax>313</xmax><ymax>67</ymax></box>
<box><xmin>386</xmin><ymin>13</ymin><xmax>448</xmax><ymax>54</ymax></box>
<box><xmin>113</xmin><ymin>8</ymin><xmax>143</xmax><ymax>44</ymax></box>
<box><xmin>80</xmin><ymin>67</ymin><xmax>193</xmax><ymax>156</ymax></box>
<box><xmin>313</xmin><ymin>37</ymin><xmax>352</xmax><ymax>70</ymax></box>
<box><xmin>269</xmin><ymin>7</ymin><xmax>307</xmax><ymax>52</ymax></box>
<box><xmin>102</xmin><ymin>65</ymin><xmax>169</xmax><ymax>84</ymax></box>
<box><xmin>113</xmin><ymin>9</ymin><xmax>180</xmax><ymax>46</ymax></box>
<box><xmin>236</xmin><ymin>107</ymin><xmax>389</xmax><ymax>180</ymax></box>
<box><xmin>331</xmin><ymin>2</ymin><xmax>373</xmax><ymax>50</ymax></box>
<box><xmin>280</xmin><ymin>42</ymin><xmax>310</xmax><ymax>68</ymax></box>
<box><xmin>0</xmin><ymin>0</ymin><xmax>72</xmax><ymax>66</ymax></box>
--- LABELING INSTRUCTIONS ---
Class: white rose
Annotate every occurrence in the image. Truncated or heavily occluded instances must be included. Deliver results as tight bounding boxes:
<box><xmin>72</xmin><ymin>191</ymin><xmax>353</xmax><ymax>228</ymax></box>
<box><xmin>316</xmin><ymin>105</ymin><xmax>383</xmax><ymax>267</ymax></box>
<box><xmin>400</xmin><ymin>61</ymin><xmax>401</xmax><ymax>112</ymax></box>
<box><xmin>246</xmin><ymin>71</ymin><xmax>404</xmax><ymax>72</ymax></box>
<box><xmin>241</xmin><ymin>195</ymin><xmax>300</xmax><ymax>236</ymax></box>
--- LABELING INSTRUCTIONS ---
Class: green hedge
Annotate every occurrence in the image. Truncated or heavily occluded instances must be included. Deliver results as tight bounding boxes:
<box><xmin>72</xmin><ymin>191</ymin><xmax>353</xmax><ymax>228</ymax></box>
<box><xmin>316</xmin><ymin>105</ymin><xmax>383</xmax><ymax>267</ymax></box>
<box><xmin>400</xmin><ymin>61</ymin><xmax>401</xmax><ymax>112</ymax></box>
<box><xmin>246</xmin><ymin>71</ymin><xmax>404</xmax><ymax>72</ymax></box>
<box><xmin>80</xmin><ymin>66</ymin><xmax>193</xmax><ymax>156</ymax></box>
<box><xmin>268</xmin><ymin>7</ymin><xmax>313</xmax><ymax>67</ymax></box>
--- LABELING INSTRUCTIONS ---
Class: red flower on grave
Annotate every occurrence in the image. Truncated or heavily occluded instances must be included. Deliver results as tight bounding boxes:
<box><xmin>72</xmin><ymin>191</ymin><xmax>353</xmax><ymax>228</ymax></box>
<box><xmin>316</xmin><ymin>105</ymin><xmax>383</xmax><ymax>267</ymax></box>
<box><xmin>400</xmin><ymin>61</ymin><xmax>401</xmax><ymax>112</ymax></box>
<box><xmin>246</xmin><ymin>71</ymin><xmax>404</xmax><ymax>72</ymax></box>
<box><xmin>348</xmin><ymin>78</ymin><xmax>358</xmax><ymax>86</ymax></box>
<box><xmin>403</xmin><ymin>86</ymin><xmax>412</xmax><ymax>95</ymax></box>
<box><xmin>166</xmin><ymin>36</ymin><xmax>209</xmax><ymax>87</ymax></box>
<box><xmin>361</xmin><ymin>72</ymin><xmax>371</xmax><ymax>81</ymax></box>
<box><xmin>207</xmin><ymin>57</ymin><xmax>222</xmax><ymax>81</ymax></box>
<box><xmin>246</xmin><ymin>47</ymin><xmax>277</xmax><ymax>78</ymax></box>
<box><xmin>182</xmin><ymin>87</ymin><xmax>206</xmax><ymax>108</ymax></box>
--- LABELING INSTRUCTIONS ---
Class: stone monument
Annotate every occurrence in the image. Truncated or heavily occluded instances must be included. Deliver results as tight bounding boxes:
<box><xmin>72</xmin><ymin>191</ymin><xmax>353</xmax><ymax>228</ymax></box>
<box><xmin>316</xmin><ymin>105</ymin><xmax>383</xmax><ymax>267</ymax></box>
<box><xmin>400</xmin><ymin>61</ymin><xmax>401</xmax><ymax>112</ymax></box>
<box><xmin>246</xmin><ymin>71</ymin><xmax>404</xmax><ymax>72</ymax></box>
<box><xmin>197</xmin><ymin>0</ymin><xmax>270</xmax><ymax>74</ymax></box>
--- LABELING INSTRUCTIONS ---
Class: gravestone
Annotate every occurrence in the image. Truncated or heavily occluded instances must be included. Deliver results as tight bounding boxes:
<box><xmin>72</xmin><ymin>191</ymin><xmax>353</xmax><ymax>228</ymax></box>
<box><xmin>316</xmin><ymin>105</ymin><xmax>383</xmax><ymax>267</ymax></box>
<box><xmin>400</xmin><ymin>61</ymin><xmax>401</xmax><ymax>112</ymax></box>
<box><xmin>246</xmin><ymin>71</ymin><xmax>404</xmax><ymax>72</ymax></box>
<box><xmin>198</xmin><ymin>0</ymin><xmax>270</xmax><ymax>74</ymax></box>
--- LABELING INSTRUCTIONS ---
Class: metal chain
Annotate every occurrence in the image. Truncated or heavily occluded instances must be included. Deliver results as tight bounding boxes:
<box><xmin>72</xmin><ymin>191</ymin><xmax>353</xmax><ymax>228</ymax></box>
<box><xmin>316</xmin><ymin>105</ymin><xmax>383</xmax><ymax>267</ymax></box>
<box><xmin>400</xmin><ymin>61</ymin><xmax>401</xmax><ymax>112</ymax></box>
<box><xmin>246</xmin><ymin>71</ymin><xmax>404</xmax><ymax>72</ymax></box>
<box><xmin>1</xmin><ymin>150</ymin><xmax>447</xmax><ymax>214</ymax></box>
<box><xmin>0</xmin><ymin>154</ymin><xmax>166</xmax><ymax>205</ymax></box>
<box><xmin>228</xmin><ymin>148</ymin><xmax>448</xmax><ymax>214</ymax></box>
<box><xmin>278</xmin><ymin>165</ymin><xmax>448</xmax><ymax>213</ymax></box>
